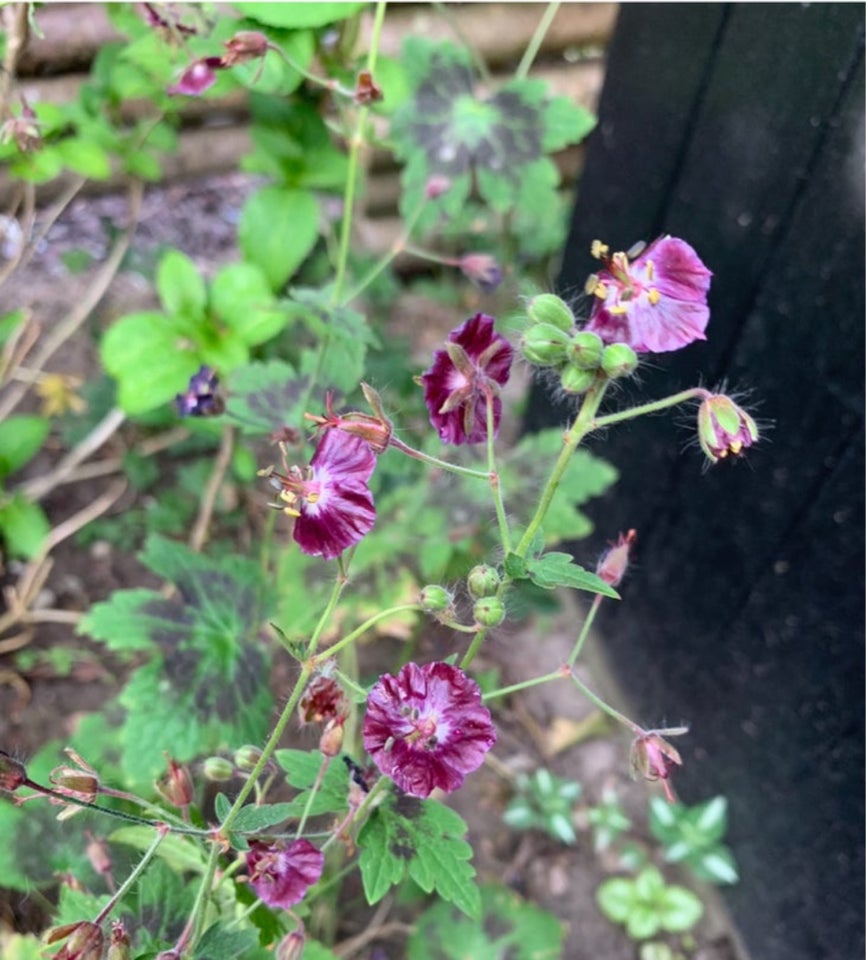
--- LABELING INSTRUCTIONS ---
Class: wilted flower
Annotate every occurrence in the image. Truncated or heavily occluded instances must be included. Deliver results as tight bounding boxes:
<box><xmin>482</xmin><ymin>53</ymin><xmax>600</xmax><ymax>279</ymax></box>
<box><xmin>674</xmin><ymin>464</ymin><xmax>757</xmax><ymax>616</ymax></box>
<box><xmin>630</xmin><ymin>726</ymin><xmax>688</xmax><ymax>803</ymax></box>
<box><xmin>299</xmin><ymin>674</ymin><xmax>349</xmax><ymax>725</ymax></box>
<box><xmin>363</xmin><ymin>662</ymin><xmax>496</xmax><ymax>798</ymax></box>
<box><xmin>155</xmin><ymin>755</ymin><xmax>194</xmax><ymax>809</ymax></box>
<box><xmin>0</xmin><ymin>751</ymin><xmax>27</xmax><ymax>793</ymax></box>
<box><xmin>1</xmin><ymin>97</ymin><xmax>41</xmax><ymax>152</ymax></box>
<box><xmin>421</xmin><ymin>313</ymin><xmax>514</xmax><ymax>445</ymax></box>
<box><xmin>597</xmin><ymin>529</ymin><xmax>637</xmax><ymax>588</ymax></box>
<box><xmin>459</xmin><ymin>252</ymin><xmax>502</xmax><ymax>292</ymax></box>
<box><xmin>584</xmin><ymin>236</ymin><xmax>712</xmax><ymax>354</ymax></box>
<box><xmin>222</xmin><ymin>30</ymin><xmax>270</xmax><ymax>66</ymax></box>
<box><xmin>174</xmin><ymin>365</ymin><xmax>223</xmax><ymax>417</ymax></box>
<box><xmin>46</xmin><ymin>921</ymin><xmax>104</xmax><ymax>960</ymax></box>
<box><xmin>167</xmin><ymin>57</ymin><xmax>223</xmax><ymax>96</ymax></box>
<box><xmin>354</xmin><ymin>69</ymin><xmax>383</xmax><ymax>104</ymax></box>
<box><xmin>697</xmin><ymin>393</ymin><xmax>759</xmax><ymax>463</ymax></box>
<box><xmin>263</xmin><ymin>430</ymin><xmax>376</xmax><ymax>560</ymax></box>
<box><xmin>246</xmin><ymin>838</ymin><xmax>324</xmax><ymax>909</ymax></box>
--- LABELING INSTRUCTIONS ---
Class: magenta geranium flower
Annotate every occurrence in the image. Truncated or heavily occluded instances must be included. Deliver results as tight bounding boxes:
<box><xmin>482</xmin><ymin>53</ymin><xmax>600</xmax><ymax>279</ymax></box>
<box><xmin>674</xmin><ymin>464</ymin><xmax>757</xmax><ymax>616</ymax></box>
<box><xmin>421</xmin><ymin>313</ymin><xmax>513</xmax><ymax>445</ymax></box>
<box><xmin>363</xmin><ymin>662</ymin><xmax>496</xmax><ymax>798</ymax></box>
<box><xmin>168</xmin><ymin>57</ymin><xmax>223</xmax><ymax>96</ymax></box>
<box><xmin>267</xmin><ymin>430</ymin><xmax>376</xmax><ymax>560</ymax></box>
<box><xmin>584</xmin><ymin>236</ymin><xmax>712</xmax><ymax>354</ymax></box>
<box><xmin>246</xmin><ymin>838</ymin><xmax>324</xmax><ymax>909</ymax></box>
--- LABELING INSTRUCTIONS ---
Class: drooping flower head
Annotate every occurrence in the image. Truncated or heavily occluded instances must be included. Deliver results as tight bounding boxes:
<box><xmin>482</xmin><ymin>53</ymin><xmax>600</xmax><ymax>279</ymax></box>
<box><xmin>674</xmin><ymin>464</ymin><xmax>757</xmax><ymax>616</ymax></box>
<box><xmin>584</xmin><ymin>237</ymin><xmax>712</xmax><ymax>354</ymax></box>
<box><xmin>630</xmin><ymin>726</ymin><xmax>688</xmax><ymax>804</ymax></box>
<box><xmin>421</xmin><ymin>313</ymin><xmax>514</xmax><ymax>445</ymax></box>
<box><xmin>597</xmin><ymin>528</ymin><xmax>637</xmax><ymax>588</ymax></box>
<box><xmin>263</xmin><ymin>430</ymin><xmax>376</xmax><ymax>560</ymax></box>
<box><xmin>363</xmin><ymin>662</ymin><xmax>496</xmax><ymax>798</ymax></box>
<box><xmin>697</xmin><ymin>393</ymin><xmax>759</xmax><ymax>464</ymax></box>
<box><xmin>304</xmin><ymin>384</ymin><xmax>393</xmax><ymax>454</ymax></box>
<box><xmin>459</xmin><ymin>253</ymin><xmax>503</xmax><ymax>293</ymax></box>
<box><xmin>167</xmin><ymin>57</ymin><xmax>223</xmax><ymax>96</ymax></box>
<box><xmin>246</xmin><ymin>838</ymin><xmax>324</xmax><ymax>909</ymax></box>
<box><xmin>175</xmin><ymin>365</ymin><xmax>223</xmax><ymax>417</ymax></box>
<box><xmin>299</xmin><ymin>674</ymin><xmax>349</xmax><ymax>726</ymax></box>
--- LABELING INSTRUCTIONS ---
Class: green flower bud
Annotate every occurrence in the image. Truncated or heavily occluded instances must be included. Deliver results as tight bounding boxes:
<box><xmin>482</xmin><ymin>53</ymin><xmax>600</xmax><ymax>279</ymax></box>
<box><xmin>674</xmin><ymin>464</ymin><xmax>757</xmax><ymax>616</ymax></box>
<box><xmin>560</xmin><ymin>363</ymin><xmax>597</xmax><ymax>395</ymax></box>
<box><xmin>521</xmin><ymin>323</ymin><xmax>571</xmax><ymax>367</ymax></box>
<box><xmin>527</xmin><ymin>293</ymin><xmax>575</xmax><ymax>332</ymax></box>
<box><xmin>467</xmin><ymin>564</ymin><xmax>501</xmax><ymax>599</ymax></box>
<box><xmin>567</xmin><ymin>331</ymin><xmax>604</xmax><ymax>370</ymax></box>
<box><xmin>601</xmin><ymin>343</ymin><xmax>638</xmax><ymax>379</ymax></box>
<box><xmin>203</xmin><ymin>757</ymin><xmax>234</xmax><ymax>782</ymax></box>
<box><xmin>419</xmin><ymin>584</ymin><xmax>453</xmax><ymax>613</ymax></box>
<box><xmin>234</xmin><ymin>745</ymin><xmax>263</xmax><ymax>772</ymax></box>
<box><xmin>473</xmin><ymin>596</ymin><xmax>505</xmax><ymax>628</ymax></box>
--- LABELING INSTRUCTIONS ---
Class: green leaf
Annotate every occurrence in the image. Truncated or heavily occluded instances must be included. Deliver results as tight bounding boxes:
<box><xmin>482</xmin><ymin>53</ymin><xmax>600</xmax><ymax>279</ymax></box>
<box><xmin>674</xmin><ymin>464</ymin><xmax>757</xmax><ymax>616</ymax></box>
<box><xmin>239</xmin><ymin>187</ymin><xmax>319</xmax><ymax>291</ymax></box>
<box><xmin>0</xmin><ymin>309</ymin><xmax>25</xmax><ymax>348</ymax></box>
<box><xmin>696</xmin><ymin>847</ymin><xmax>739</xmax><ymax>885</ymax></box>
<box><xmin>525</xmin><ymin>552</ymin><xmax>620</xmax><ymax>598</ymax></box>
<box><xmin>0</xmin><ymin>415</ymin><xmax>49</xmax><ymax>479</ymax></box>
<box><xmin>504</xmin><ymin>552</ymin><xmax>529</xmax><ymax>579</ymax></box>
<box><xmin>78</xmin><ymin>535</ymin><xmax>274</xmax><ymax>783</ymax></box>
<box><xmin>101</xmin><ymin>310</ymin><xmax>200</xmax><ymax>415</ymax></box>
<box><xmin>226</xmin><ymin>360</ymin><xmax>309</xmax><ymax>435</ymax></box>
<box><xmin>210</xmin><ymin>262</ymin><xmax>288</xmax><ymax>346</ymax></box>
<box><xmin>195</xmin><ymin>924</ymin><xmax>269</xmax><ymax>960</ymax></box>
<box><xmin>657</xmin><ymin>885</ymin><xmax>704</xmax><ymax>932</ymax></box>
<box><xmin>694</xmin><ymin>795</ymin><xmax>728</xmax><ymax>839</ymax></box>
<box><xmin>626</xmin><ymin>905</ymin><xmax>662</xmax><ymax>941</ymax></box>
<box><xmin>158</xmin><ymin>249</ymin><xmax>207</xmax><ymax>318</ymax></box>
<box><xmin>0</xmin><ymin>934</ymin><xmax>43</xmax><ymax>960</ymax></box>
<box><xmin>231</xmin><ymin>802</ymin><xmax>296</xmax><ymax>834</ymax></box>
<box><xmin>109</xmin><ymin>826</ymin><xmax>207</xmax><ymax>875</ymax></box>
<box><xmin>0</xmin><ymin>494</ymin><xmax>49</xmax><ymax>559</ymax></box>
<box><xmin>596</xmin><ymin>877</ymin><xmax>636</xmax><ymax>923</ymax></box>
<box><xmin>358</xmin><ymin>794</ymin><xmax>480</xmax><ymax>917</ymax></box>
<box><xmin>234</xmin><ymin>2</ymin><xmax>365</xmax><ymax>28</ymax></box>
<box><xmin>276</xmin><ymin>749</ymin><xmax>350</xmax><ymax>818</ymax></box>
<box><xmin>408</xmin><ymin>883</ymin><xmax>564</xmax><ymax>959</ymax></box>
<box><xmin>56</xmin><ymin>137</ymin><xmax>112</xmax><ymax>179</ymax></box>
<box><xmin>541</xmin><ymin>96</ymin><xmax>596</xmax><ymax>152</ymax></box>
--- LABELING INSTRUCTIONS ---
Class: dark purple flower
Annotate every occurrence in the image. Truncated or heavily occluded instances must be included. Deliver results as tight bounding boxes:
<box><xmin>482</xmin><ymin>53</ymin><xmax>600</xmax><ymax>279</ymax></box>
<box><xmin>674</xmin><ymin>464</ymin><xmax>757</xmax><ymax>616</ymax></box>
<box><xmin>167</xmin><ymin>57</ymin><xmax>223</xmax><ymax>96</ymax></box>
<box><xmin>363</xmin><ymin>662</ymin><xmax>496</xmax><ymax>798</ymax></box>
<box><xmin>629</xmin><ymin>726</ymin><xmax>688</xmax><ymax>804</ymax></box>
<box><xmin>421</xmin><ymin>313</ymin><xmax>513</xmax><ymax>445</ymax></box>
<box><xmin>175</xmin><ymin>365</ymin><xmax>223</xmax><ymax>417</ymax></box>
<box><xmin>584</xmin><ymin>236</ymin><xmax>712</xmax><ymax>354</ymax></box>
<box><xmin>246</xmin><ymin>838</ymin><xmax>324</xmax><ymax>909</ymax></box>
<box><xmin>267</xmin><ymin>430</ymin><xmax>376</xmax><ymax>560</ymax></box>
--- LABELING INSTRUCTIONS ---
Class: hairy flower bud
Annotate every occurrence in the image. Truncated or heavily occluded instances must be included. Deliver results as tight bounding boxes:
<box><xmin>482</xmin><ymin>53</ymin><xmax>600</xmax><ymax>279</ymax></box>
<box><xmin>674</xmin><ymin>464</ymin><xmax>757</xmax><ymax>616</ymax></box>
<box><xmin>568</xmin><ymin>331</ymin><xmax>604</xmax><ymax>370</ymax></box>
<box><xmin>107</xmin><ymin>921</ymin><xmax>131</xmax><ymax>960</ymax></box>
<box><xmin>521</xmin><ymin>323</ymin><xmax>571</xmax><ymax>367</ymax></box>
<box><xmin>473</xmin><ymin>596</ymin><xmax>505</xmax><ymax>628</ymax></box>
<box><xmin>597</xmin><ymin>529</ymin><xmax>637</xmax><ymax>588</ymax></box>
<box><xmin>419</xmin><ymin>584</ymin><xmax>454</xmax><ymax>613</ymax></box>
<box><xmin>155</xmin><ymin>756</ymin><xmax>194</xmax><ymax>809</ymax></box>
<box><xmin>600</xmin><ymin>343</ymin><xmax>638</xmax><ymax>379</ymax></box>
<box><xmin>527</xmin><ymin>293</ymin><xmax>575</xmax><ymax>332</ymax></box>
<box><xmin>203</xmin><ymin>757</ymin><xmax>235</xmax><ymax>782</ymax></box>
<box><xmin>319</xmin><ymin>719</ymin><xmax>344</xmax><ymax>758</ymax></box>
<box><xmin>234</xmin><ymin>745</ymin><xmax>263</xmax><ymax>771</ymax></box>
<box><xmin>222</xmin><ymin>30</ymin><xmax>269</xmax><ymax>66</ymax></box>
<box><xmin>48</xmin><ymin>921</ymin><xmax>104</xmax><ymax>960</ymax></box>
<box><xmin>560</xmin><ymin>363</ymin><xmax>597</xmax><ymax>395</ymax></box>
<box><xmin>467</xmin><ymin>565</ymin><xmax>500</xmax><ymax>599</ymax></box>
<box><xmin>276</xmin><ymin>930</ymin><xmax>306</xmax><ymax>960</ymax></box>
<box><xmin>697</xmin><ymin>394</ymin><xmax>759</xmax><ymax>463</ymax></box>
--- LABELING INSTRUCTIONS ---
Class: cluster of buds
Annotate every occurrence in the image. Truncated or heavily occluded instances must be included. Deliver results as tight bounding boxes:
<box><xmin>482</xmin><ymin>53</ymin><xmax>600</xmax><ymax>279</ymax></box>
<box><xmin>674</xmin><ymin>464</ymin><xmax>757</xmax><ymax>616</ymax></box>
<box><xmin>521</xmin><ymin>293</ymin><xmax>637</xmax><ymax>394</ymax></box>
<box><xmin>467</xmin><ymin>564</ymin><xmax>505</xmax><ymax>628</ymax></box>
<box><xmin>203</xmin><ymin>744</ymin><xmax>278</xmax><ymax>783</ymax></box>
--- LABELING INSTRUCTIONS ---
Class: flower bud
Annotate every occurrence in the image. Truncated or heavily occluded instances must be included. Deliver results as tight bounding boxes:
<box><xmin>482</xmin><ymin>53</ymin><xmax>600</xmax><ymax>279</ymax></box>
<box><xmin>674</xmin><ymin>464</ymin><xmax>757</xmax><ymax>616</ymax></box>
<box><xmin>567</xmin><ymin>331</ymin><xmax>604</xmax><ymax>370</ymax></box>
<box><xmin>473</xmin><ymin>596</ymin><xmax>505</xmax><ymax>627</ymax></box>
<box><xmin>155</xmin><ymin>756</ymin><xmax>194</xmax><ymax>809</ymax></box>
<box><xmin>424</xmin><ymin>175</ymin><xmax>451</xmax><ymax>199</ymax></box>
<box><xmin>697</xmin><ymin>394</ymin><xmax>759</xmax><ymax>463</ymax></box>
<box><xmin>597</xmin><ymin>529</ymin><xmax>637</xmax><ymax>588</ymax></box>
<box><xmin>319</xmin><ymin>719</ymin><xmax>344</xmax><ymax>758</ymax></box>
<box><xmin>276</xmin><ymin>930</ymin><xmax>306</xmax><ymax>960</ymax></box>
<box><xmin>222</xmin><ymin>30</ymin><xmax>269</xmax><ymax>65</ymax></box>
<box><xmin>521</xmin><ymin>323</ymin><xmax>570</xmax><ymax>367</ymax></box>
<box><xmin>419</xmin><ymin>584</ymin><xmax>453</xmax><ymax>613</ymax></box>
<box><xmin>467</xmin><ymin>564</ymin><xmax>500</xmax><ymax>599</ymax></box>
<box><xmin>234</xmin><ymin>745</ymin><xmax>263</xmax><ymax>771</ymax></box>
<box><xmin>203</xmin><ymin>757</ymin><xmax>235</xmax><ymax>782</ymax></box>
<box><xmin>527</xmin><ymin>293</ymin><xmax>575</xmax><ymax>332</ymax></box>
<box><xmin>601</xmin><ymin>343</ymin><xmax>638</xmax><ymax>379</ymax></box>
<box><xmin>0</xmin><ymin>751</ymin><xmax>27</xmax><ymax>792</ymax></box>
<box><xmin>108</xmin><ymin>921</ymin><xmax>131</xmax><ymax>960</ymax></box>
<box><xmin>560</xmin><ymin>363</ymin><xmax>597</xmax><ymax>395</ymax></box>
<box><xmin>47</xmin><ymin>921</ymin><xmax>104</xmax><ymax>960</ymax></box>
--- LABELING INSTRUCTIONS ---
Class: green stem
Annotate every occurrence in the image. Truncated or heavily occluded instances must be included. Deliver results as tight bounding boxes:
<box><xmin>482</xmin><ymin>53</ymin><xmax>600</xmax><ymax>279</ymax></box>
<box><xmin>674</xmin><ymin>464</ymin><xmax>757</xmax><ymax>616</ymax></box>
<box><xmin>568</xmin><ymin>593</ymin><xmax>603</xmax><ymax>667</ymax></box>
<box><xmin>93</xmin><ymin>826</ymin><xmax>166</xmax><ymax>924</ymax></box>
<box><xmin>403</xmin><ymin>243</ymin><xmax>460</xmax><ymax>267</ymax></box>
<box><xmin>591</xmin><ymin>387</ymin><xmax>710</xmax><ymax>431</ymax></box>
<box><xmin>190</xmin><ymin>843</ymin><xmax>221</xmax><ymax>950</ymax></box>
<box><xmin>459</xmin><ymin>625</ymin><xmax>489</xmax><ymax>670</ymax></box>
<box><xmin>315</xmin><ymin>604</ymin><xmax>422</xmax><ymax>662</ymax></box>
<box><xmin>389</xmin><ymin>436</ymin><xmax>489</xmax><ymax>480</ymax></box>
<box><xmin>486</xmin><ymin>390</ymin><xmax>511</xmax><ymax>553</ymax></box>
<box><xmin>335</xmin><ymin>667</ymin><xmax>368</xmax><ymax>700</ymax></box>
<box><xmin>515</xmin><ymin>1</ymin><xmax>561</xmax><ymax>79</ymax></box>
<box><xmin>515</xmin><ymin>381</ymin><xmax>609</xmax><ymax>557</ymax></box>
<box><xmin>295</xmin><ymin>754</ymin><xmax>331</xmax><ymax>839</ymax></box>
<box><xmin>332</xmin><ymin>0</ymin><xmax>387</xmax><ymax>303</ymax></box>
<box><xmin>568</xmin><ymin>670</ymin><xmax>641</xmax><ymax>735</ymax></box>
<box><xmin>482</xmin><ymin>667</ymin><xmax>565</xmax><ymax>702</ymax></box>
<box><xmin>307</xmin><ymin>573</ymin><xmax>350</xmax><ymax>657</ymax></box>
